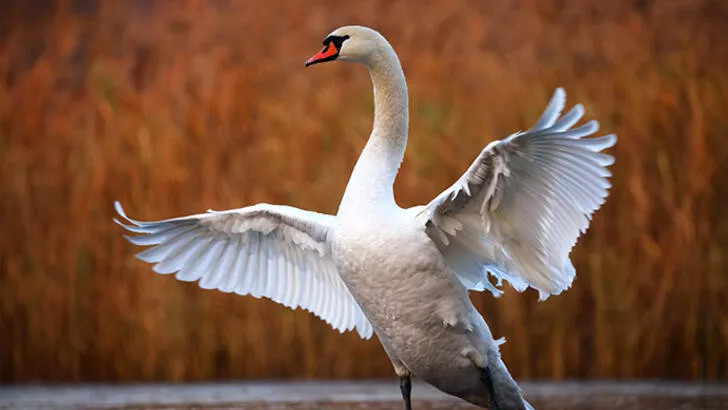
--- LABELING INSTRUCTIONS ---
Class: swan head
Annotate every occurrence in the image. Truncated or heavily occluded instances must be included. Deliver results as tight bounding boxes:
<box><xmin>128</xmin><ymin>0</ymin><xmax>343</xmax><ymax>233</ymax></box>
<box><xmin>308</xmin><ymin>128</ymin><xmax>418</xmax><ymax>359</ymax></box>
<box><xmin>305</xmin><ymin>25</ymin><xmax>386</xmax><ymax>67</ymax></box>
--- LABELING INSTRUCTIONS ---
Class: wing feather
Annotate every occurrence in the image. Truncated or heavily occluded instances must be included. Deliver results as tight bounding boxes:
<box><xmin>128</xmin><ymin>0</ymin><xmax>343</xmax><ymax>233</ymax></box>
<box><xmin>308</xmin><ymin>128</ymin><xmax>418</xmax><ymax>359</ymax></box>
<box><xmin>116</xmin><ymin>201</ymin><xmax>373</xmax><ymax>338</ymax></box>
<box><xmin>152</xmin><ymin>231</ymin><xmax>204</xmax><ymax>274</ymax></box>
<box><xmin>417</xmin><ymin>88</ymin><xmax>616</xmax><ymax>299</ymax></box>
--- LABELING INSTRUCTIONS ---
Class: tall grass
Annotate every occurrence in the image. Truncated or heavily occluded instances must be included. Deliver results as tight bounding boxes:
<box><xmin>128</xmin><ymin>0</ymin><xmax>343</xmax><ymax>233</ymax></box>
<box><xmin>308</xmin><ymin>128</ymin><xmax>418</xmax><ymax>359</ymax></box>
<box><xmin>1</xmin><ymin>0</ymin><xmax>727</xmax><ymax>382</ymax></box>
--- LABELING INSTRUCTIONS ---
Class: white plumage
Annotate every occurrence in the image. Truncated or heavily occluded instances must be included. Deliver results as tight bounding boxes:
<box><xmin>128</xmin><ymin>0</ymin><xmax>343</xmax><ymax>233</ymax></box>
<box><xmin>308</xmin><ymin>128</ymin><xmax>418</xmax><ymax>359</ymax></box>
<box><xmin>417</xmin><ymin>88</ymin><xmax>616</xmax><ymax>300</ymax></box>
<box><xmin>114</xmin><ymin>201</ymin><xmax>373</xmax><ymax>338</ymax></box>
<box><xmin>117</xmin><ymin>25</ymin><xmax>615</xmax><ymax>410</ymax></box>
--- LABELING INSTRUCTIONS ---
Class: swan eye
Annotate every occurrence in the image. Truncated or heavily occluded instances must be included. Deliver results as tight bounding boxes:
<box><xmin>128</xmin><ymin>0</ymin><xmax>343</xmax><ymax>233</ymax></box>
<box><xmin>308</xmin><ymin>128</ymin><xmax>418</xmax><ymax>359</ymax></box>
<box><xmin>323</xmin><ymin>35</ymin><xmax>350</xmax><ymax>49</ymax></box>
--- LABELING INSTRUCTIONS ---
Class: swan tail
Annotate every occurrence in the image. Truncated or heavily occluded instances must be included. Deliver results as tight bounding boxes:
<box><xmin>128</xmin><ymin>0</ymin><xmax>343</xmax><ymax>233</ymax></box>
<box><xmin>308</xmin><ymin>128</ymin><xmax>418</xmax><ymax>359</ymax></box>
<box><xmin>482</xmin><ymin>352</ymin><xmax>535</xmax><ymax>410</ymax></box>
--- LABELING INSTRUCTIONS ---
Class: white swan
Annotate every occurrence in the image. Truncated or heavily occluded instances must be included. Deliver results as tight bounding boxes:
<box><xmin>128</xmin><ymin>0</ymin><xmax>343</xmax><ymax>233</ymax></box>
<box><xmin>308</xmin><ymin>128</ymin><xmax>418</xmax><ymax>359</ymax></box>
<box><xmin>115</xmin><ymin>26</ymin><xmax>616</xmax><ymax>410</ymax></box>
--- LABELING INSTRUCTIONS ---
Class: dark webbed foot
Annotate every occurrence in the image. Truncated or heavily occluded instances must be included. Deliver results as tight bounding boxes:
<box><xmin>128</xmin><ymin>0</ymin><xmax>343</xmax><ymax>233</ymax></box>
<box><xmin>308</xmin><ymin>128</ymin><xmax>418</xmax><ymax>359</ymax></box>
<box><xmin>399</xmin><ymin>375</ymin><xmax>412</xmax><ymax>410</ymax></box>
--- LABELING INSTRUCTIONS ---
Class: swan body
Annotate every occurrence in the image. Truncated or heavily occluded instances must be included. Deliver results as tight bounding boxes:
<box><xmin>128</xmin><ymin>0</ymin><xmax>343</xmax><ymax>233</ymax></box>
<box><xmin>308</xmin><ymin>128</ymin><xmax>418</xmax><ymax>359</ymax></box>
<box><xmin>116</xmin><ymin>26</ymin><xmax>616</xmax><ymax>410</ymax></box>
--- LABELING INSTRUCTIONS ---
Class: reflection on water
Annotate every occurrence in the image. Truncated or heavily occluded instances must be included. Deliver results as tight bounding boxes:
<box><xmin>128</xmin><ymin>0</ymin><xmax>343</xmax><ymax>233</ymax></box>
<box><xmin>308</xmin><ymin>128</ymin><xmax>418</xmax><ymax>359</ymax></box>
<box><xmin>119</xmin><ymin>397</ymin><xmax>728</xmax><ymax>410</ymax></box>
<box><xmin>182</xmin><ymin>398</ymin><xmax>728</xmax><ymax>410</ymax></box>
<box><xmin>528</xmin><ymin>395</ymin><xmax>728</xmax><ymax>410</ymax></box>
<box><xmin>1</xmin><ymin>382</ymin><xmax>726</xmax><ymax>410</ymax></box>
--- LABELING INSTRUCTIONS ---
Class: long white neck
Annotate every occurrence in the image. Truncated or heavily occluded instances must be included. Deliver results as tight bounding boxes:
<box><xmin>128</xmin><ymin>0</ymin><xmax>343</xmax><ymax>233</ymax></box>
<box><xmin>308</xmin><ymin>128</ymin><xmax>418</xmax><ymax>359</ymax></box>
<box><xmin>338</xmin><ymin>42</ymin><xmax>408</xmax><ymax>218</ymax></box>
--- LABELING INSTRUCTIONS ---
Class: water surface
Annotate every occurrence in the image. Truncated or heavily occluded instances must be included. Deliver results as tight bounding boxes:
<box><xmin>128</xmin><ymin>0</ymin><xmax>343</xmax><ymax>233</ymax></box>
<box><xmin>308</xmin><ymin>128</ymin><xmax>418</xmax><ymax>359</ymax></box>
<box><xmin>1</xmin><ymin>381</ymin><xmax>726</xmax><ymax>409</ymax></box>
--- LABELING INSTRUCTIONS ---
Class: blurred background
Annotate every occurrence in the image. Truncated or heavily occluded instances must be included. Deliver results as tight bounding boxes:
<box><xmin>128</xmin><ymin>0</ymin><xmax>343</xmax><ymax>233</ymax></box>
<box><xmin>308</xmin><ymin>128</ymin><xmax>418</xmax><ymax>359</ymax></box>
<box><xmin>1</xmin><ymin>0</ymin><xmax>727</xmax><ymax>384</ymax></box>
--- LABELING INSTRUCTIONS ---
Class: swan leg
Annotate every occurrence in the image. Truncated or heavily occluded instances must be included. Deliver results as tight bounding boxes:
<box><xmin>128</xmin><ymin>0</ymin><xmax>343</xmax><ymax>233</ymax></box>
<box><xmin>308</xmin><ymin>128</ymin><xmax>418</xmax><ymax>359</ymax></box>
<box><xmin>389</xmin><ymin>358</ymin><xmax>412</xmax><ymax>409</ymax></box>
<box><xmin>399</xmin><ymin>375</ymin><xmax>412</xmax><ymax>410</ymax></box>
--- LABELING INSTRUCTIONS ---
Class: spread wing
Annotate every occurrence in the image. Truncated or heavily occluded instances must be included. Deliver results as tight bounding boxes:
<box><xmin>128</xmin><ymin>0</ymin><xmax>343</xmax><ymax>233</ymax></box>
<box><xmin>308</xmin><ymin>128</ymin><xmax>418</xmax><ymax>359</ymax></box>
<box><xmin>416</xmin><ymin>88</ymin><xmax>617</xmax><ymax>300</ymax></box>
<box><xmin>114</xmin><ymin>201</ymin><xmax>373</xmax><ymax>338</ymax></box>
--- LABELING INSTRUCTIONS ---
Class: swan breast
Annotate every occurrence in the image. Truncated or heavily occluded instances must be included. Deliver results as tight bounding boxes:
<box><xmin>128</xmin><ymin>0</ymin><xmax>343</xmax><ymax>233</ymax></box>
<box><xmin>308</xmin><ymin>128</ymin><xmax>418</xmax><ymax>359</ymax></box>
<box><xmin>331</xmin><ymin>217</ymin><xmax>475</xmax><ymax>339</ymax></box>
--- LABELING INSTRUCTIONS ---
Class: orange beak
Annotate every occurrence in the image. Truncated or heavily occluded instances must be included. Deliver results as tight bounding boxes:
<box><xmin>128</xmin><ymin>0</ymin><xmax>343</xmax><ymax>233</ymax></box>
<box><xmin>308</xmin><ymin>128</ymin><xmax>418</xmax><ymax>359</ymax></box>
<box><xmin>305</xmin><ymin>42</ymin><xmax>339</xmax><ymax>67</ymax></box>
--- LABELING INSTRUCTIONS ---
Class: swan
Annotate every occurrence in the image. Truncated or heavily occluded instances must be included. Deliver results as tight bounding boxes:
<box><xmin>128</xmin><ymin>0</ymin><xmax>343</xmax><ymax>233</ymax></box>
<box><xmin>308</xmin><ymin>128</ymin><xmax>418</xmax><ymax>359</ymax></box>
<box><xmin>115</xmin><ymin>25</ymin><xmax>616</xmax><ymax>410</ymax></box>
